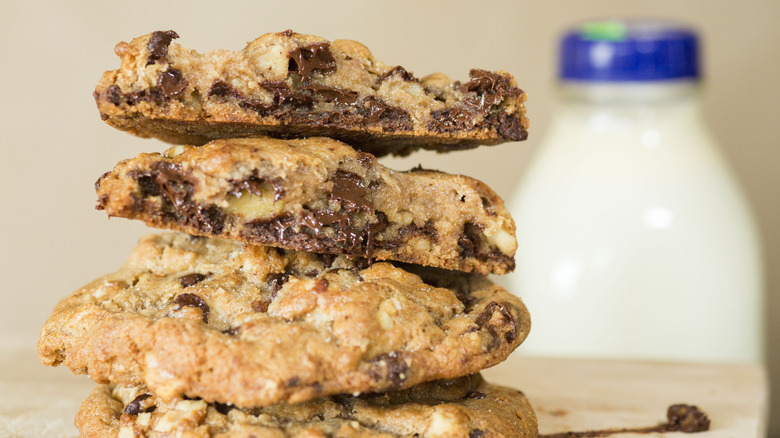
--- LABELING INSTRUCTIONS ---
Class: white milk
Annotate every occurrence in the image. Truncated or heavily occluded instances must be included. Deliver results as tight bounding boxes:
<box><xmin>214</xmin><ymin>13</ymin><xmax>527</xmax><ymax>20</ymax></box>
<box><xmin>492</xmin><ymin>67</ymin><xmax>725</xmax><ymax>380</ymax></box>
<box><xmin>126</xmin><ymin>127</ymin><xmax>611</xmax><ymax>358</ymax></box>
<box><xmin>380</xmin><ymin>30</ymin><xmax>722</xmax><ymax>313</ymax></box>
<box><xmin>508</xmin><ymin>80</ymin><xmax>763</xmax><ymax>363</ymax></box>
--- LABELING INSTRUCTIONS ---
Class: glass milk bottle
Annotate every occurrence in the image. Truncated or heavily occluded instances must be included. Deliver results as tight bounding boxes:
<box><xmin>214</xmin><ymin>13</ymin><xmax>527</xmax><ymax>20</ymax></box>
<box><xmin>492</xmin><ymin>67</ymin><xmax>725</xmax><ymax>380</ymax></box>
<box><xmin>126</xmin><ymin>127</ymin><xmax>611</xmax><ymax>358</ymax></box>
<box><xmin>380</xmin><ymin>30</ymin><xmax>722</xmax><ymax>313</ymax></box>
<box><xmin>509</xmin><ymin>20</ymin><xmax>763</xmax><ymax>362</ymax></box>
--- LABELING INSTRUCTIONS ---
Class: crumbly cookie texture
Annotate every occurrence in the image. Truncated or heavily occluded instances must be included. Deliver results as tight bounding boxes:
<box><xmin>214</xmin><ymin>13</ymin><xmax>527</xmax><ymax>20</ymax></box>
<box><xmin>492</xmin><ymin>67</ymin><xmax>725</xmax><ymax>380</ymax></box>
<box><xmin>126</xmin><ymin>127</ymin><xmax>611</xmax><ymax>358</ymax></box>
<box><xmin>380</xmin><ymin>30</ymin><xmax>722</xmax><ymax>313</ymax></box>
<box><xmin>76</xmin><ymin>376</ymin><xmax>538</xmax><ymax>438</ymax></box>
<box><xmin>95</xmin><ymin>137</ymin><xmax>517</xmax><ymax>275</ymax></box>
<box><xmin>93</xmin><ymin>30</ymin><xmax>528</xmax><ymax>157</ymax></box>
<box><xmin>38</xmin><ymin>233</ymin><xmax>530</xmax><ymax>407</ymax></box>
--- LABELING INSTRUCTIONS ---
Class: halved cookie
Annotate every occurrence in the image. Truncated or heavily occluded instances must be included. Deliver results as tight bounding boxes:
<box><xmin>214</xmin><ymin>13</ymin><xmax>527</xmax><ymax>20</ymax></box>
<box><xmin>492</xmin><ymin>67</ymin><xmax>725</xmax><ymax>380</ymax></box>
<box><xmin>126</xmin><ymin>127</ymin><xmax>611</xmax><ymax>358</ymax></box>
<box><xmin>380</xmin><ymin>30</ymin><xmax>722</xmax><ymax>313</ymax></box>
<box><xmin>93</xmin><ymin>30</ymin><xmax>528</xmax><ymax>157</ymax></box>
<box><xmin>76</xmin><ymin>376</ymin><xmax>537</xmax><ymax>438</ymax></box>
<box><xmin>95</xmin><ymin>137</ymin><xmax>517</xmax><ymax>275</ymax></box>
<box><xmin>39</xmin><ymin>233</ymin><xmax>530</xmax><ymax>407</ymax></box>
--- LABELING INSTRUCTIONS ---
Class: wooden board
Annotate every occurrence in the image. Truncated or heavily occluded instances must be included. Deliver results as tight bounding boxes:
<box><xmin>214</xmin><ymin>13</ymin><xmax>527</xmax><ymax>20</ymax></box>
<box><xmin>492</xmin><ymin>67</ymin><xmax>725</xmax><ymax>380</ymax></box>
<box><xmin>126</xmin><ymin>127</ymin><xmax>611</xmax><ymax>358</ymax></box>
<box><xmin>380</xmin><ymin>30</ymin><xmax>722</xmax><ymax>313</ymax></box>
<box><xmin>484</xmin><ymin>353</ymin><xmax>768</xmax><ymax>437</ymax></box>
<box><xmin>0</xmin><ymin>343</ymin><xmax>768</xmax><ymax>437</ymax></box>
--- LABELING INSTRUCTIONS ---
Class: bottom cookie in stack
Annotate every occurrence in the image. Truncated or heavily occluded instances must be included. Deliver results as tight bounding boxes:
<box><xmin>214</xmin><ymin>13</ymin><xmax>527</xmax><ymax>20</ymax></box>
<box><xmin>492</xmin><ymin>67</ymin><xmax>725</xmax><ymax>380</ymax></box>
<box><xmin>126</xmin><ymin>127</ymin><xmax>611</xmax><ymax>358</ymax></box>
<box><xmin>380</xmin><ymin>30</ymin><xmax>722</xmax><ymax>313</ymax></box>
<box><xmin>77</xmin><ymin>375</ymin><xmax>537</xmax><ymax>437</ymax></box>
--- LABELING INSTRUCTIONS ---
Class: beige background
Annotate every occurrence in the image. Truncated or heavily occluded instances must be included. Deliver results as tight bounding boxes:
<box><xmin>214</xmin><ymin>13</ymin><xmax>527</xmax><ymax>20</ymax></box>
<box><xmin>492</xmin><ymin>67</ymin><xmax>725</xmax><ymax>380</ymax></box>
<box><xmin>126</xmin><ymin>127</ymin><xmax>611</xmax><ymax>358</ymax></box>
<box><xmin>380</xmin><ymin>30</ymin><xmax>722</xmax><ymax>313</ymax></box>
<box><xmin>1</xmin><ymin>0</ymin><xmax>778</xmax><ymax>435</ymax></box>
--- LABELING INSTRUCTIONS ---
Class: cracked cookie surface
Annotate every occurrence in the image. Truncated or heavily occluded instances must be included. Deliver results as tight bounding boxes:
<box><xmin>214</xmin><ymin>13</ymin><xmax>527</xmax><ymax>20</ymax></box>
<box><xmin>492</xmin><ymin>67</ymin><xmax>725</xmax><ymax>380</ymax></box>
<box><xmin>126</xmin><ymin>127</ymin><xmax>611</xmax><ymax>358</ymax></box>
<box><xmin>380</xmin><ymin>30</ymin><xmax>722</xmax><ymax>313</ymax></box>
<box><xmin>93</xmin><ymin>30</ymin><xmax>528</xmax><ymax>157</ymax></box>
<box><xmin>77</xmin><ymin>376</ymin><xmax>537</xmax><ymax>438</ymax></box>
<box><xmin>95</xmin><ymin>136</ymin><xmax>517</xmax><ymax>275</ymax></box>
<box><xmin>38</xmin><ymin>233</ymin><xmax>530</xmax><ymax>407</ymax></box>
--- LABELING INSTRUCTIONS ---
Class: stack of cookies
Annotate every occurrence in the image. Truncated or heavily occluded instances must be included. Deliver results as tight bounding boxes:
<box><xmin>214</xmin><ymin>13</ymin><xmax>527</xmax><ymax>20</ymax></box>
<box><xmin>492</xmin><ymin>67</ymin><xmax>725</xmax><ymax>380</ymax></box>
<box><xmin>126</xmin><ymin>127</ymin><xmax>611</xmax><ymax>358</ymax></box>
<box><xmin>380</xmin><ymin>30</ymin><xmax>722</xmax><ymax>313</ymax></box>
<box><xmin>38</xmin><ymin>30</ymin><xmax>536</xmax><ymax>437</ymax></box>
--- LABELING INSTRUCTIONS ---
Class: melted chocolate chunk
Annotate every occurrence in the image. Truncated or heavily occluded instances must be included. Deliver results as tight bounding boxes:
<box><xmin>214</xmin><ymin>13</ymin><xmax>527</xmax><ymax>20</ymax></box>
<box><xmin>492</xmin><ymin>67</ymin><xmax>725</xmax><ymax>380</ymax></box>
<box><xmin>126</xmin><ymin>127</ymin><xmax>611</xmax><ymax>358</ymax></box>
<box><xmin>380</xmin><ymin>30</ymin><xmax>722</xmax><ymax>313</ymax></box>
<box><xmin>179</xmin><ymin>273</ymin><xmax>207</xmax><ymax>287</ymax></box>
<box><xmin>147</xmin><ymin>30</ymin><xmax>179</xmax><ymax>65</ymax></box>
<box><xmin>299</xmin><ymin>84</ymin><xmax>359</xmax><ymax>105</ymax></box>
<box><xmin>377</xmin><ymin>66</ymin><xmax>417</xmax><ymax>84</ymax></box>
<box><xmin>157</xmin><ymin>68</ymin><xmax>187</xmax><ymax>98</ymax></box>
<box><xmin>102</xmin><ymin>84</ymin><xmax>168</xmax><ymax>107</ymax></box>
<box><xmin>330</xmin><ymin>171</ymin><xmax>370</xmax><ymax>210</ymax></box>
<box><xmin>288</xmin><ymin>42</ymin><xmax>337</xmax><ymax>81</ymax></box>
<box><xmin>369</xmin><ymin>351</ymin><xmax>408</xmax><ymax>389</ymax></box>
<box><xmin>263</xmin><ymin>80</ymin><xmax>304</xmax><ymax>107</ymax></box>
<box><xmin>124</xmin><ymin>393</ymin><xmax>155</xmax><ymax>415</ymax></box>
<box><xmin>465</xmin><ymin>391</ymin><xmax>487</xmax><ymax>400</ymax></box>
<box><xmin>428</xmin><ymin>108</ymin><xmax>474</xmax><ymax>132</ymax></box>
<box><xmin>469</xmin><ymin>430</ymin><xmax>485</xmax><ymax>438</ymax></box>
<box><xmin>361</xmin><ymin>97</ymin><xmax>413</xmax><ymax>131</ymax></box>
<box><xmin>130</xmin><ymin>162</ymin><xmax>225</xmax><ymax>235</ymax></box>
<box><xmin>173</xmin><ymin>293</ymin><xmax>210</xmax><ymax>323</ymax></box>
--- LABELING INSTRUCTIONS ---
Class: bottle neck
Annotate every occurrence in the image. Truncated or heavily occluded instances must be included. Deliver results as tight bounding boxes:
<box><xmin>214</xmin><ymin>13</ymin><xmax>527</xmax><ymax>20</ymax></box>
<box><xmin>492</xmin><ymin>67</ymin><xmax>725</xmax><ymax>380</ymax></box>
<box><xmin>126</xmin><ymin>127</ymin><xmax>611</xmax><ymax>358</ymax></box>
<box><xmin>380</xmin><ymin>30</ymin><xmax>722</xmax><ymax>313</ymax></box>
<box><xmin>557</xmin><ymin>80</ymin><xmax>700</xmax><ymax>105</ymax></box>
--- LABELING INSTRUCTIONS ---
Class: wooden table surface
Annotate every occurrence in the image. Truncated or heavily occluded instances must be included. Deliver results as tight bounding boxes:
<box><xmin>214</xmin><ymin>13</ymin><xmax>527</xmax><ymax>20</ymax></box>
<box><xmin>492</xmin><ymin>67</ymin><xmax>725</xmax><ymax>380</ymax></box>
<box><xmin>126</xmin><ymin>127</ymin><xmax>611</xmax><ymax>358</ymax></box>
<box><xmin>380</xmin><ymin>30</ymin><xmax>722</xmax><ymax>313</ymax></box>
<box><xmin>0</xmin><ymin>342</ymin><xmax>768</xmax><ymax>437</ymax></box>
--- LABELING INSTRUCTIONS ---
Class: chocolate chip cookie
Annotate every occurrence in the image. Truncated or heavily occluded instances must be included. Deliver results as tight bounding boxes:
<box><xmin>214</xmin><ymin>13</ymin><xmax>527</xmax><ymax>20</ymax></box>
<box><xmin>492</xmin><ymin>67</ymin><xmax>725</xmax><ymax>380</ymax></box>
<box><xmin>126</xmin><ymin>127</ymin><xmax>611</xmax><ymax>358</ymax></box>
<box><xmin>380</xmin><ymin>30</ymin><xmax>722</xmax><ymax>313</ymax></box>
<box><xmin>38</xmin><ymin>233</ymin><xmax>530</xmax><ymax>407</ymax></box>
<box><xmin>93</xmin><ymin>30</ymin><xmax>528</xmax><ymax>157</ymax></box>
<box><xmin>95</xmin><ymin>136</ymin><xmax>517</xmax><ymax>275</ymax></box>
<box><xmin>76</xmin><ymin>375</ymin><xmax>538</xmax><ymax>437</ymax></box>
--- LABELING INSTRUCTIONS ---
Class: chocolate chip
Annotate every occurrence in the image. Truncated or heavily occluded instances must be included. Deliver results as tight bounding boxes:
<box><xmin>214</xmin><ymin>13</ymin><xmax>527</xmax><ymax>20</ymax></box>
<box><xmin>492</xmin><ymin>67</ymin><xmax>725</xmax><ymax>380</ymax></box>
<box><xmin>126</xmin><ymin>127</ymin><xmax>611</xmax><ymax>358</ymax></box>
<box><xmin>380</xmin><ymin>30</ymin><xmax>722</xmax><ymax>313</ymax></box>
<box><xmin>124</xmin><ymin>393</ymin><xmax>155</xmax><ymax>415</ymax></box>
<box><xmin>497</xmin><ymin>112</ymin><xmax>528</xmax><ymax>141</ymax></box>
<box><xmin>377</xmin><ymin>66</ymin><xmax>417</xmax><ymax>84</ymax></box>
<box><xmin>173</xmin><ymin>293</ymin><xmax>210</xmax><ymax>323</ymax></box>
<box><xmin>214</xmin><ymin>402</ymin><xmax>233</xmax><ymax>415</ymax></box>
<box><xmin>312</xmin><ymin>278</ymin><xmax>329</xmax><ymax>293</ymax></box>
<box><xmin>368</xmin><ymin>351</ymin><xmax>408</xmax><ymax>389</ymax></box>
<box><xmin>267</xmin><ymin>272</ymin><xmax>290</xmax><ymax>294</ymax></box>
<box><xmin>147</xmin><ymin>30</ymin><xmax>179</xmax><ymax>65</ymax></box>
<box><xmin>279</xmin><ymin>29</ymin><xmax>294</xmax><ymax>37</ymax></box>
<box><xmin>105</xmin><ymin>85</ymin><xmax>123</xmax><ymax>106</ymax></box>
<box><xmin>222</xmin><ymin>326</ymin><xmax>240</xmax><ymax>335</ymax></box>
<box><xmin>157</xmin><ymin>68</ymin><xmax>187</xmax><ymax>98</ymax></box>
<box><xmin>286</xmin><ymin>376</ymin><xmax>301</xmax><ymax>386</ymax></box>
<box><xmin>208</xmin><ymin>80</ymin><xmax>239</xmax><ymax>98</ymax></box>
<box><xmin>251</xmin><ymin>299</ymin><xmax>269</xmax><ymax>313</ymax></box>
<box><xmin>458</xmin><ymin>222</ymin><xmax>484</xmax><ymax>258</ymax></box>
<box><xmin>94</xmin><ymin>171</ymin><xmax>111</xmax><ymax>191</ymax></box>
<box><xmin>287</xmin><ymin>42</ymin><xmax>337</xmax><ymax>81</ymax></box>
<box><xmin>666</xmin><ymin>404</ymin><xmax>710</xmax><ymax>433</ymax></box>
<box><xmin>465</xmin><ymin>391</ymin><xmax>487</xmax><ymax>399</ymax></box>
<box><xmin>179</xmin><ymin>273</ymin><xmax>207</xmax><ymax>287</ymax></box>
<box><xmin>474</xmin><ymin>301</ymin><xmax>498</xmax><ymax>328</ymax></box>
<box><xmin>498</xmin><ymin>301</ymin><xmax>519</xmax><ymax>343</ymax></box>
<box><xmin>469</xmin><ymin>430</ymin><xmax>485</xmax><ymax>438</ymax></box>
<box><xmin>231</xmin><ymin>176</ymin><xmax>285</xmax><ymax>202</ymax></box>
<box><xmin>356</xmin><ymin>152</ymin><xmax>375</xmax><ymax>168</ymax></box>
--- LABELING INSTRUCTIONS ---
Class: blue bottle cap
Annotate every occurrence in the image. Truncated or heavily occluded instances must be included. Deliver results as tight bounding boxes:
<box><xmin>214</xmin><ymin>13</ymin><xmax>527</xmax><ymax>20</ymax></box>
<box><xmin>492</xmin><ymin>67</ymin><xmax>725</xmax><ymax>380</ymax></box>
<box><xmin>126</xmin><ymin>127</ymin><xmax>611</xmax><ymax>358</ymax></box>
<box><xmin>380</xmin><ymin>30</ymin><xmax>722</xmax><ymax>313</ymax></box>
<box><xmin>560</xmin><ymin>19</ymin><xmax>700</xmax><ymax>81</ymax></box>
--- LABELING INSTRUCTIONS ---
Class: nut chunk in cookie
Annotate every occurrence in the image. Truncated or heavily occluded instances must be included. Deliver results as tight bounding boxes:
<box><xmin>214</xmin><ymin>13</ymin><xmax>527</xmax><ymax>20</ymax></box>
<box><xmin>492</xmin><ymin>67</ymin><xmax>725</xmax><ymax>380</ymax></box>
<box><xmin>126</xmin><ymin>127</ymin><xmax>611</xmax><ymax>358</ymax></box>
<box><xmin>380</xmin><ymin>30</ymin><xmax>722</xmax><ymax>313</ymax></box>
<box><xmin>93</xmin><ymin>30</ymin><xmax>528</xmax><ymax>157</ymax></box>
<box><xmin>38</xmin><ymin>233</ymin><xmax>530</xmax><ymax>407</ymax></box>
<box><xmin>95</xmin><ymin>136</ymin><xmax>517</xmax><ymax>275</ymax></box>
<box><xmin>77</xmin><ymin>376</ymin><xmax>538</xmax><ymax>438</ymax></box>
